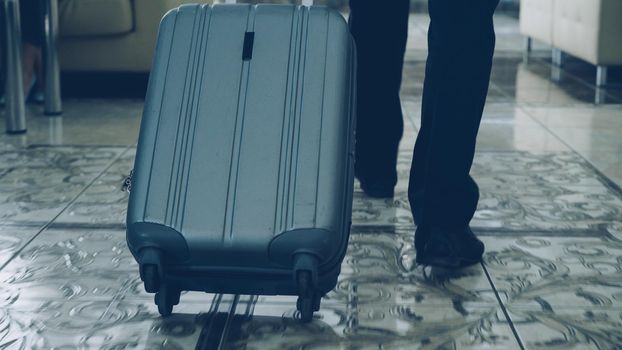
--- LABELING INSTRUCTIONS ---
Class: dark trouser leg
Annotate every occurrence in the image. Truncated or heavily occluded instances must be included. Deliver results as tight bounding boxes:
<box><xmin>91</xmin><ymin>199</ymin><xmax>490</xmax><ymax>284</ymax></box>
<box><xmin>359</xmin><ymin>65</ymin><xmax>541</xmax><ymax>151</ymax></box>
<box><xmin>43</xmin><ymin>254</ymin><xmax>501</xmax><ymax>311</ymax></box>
<box><xmin>408</xmin><ymin>0</ymin><xmax>499</xmax><ymax>229</ymax></box>
<box><xmin>349</xmin><ymin>0</ymin><xmax>409</xmax><ymax>189</ymax></box>
<box><xmin>409</xmin><ymin>53</ymin><xmax>434</xmax><ymax>226</ymax></box>
<box><xmin>21</xmin><ymin>0</ymin><xmax>45</xmax><ymax>47</ymax></box>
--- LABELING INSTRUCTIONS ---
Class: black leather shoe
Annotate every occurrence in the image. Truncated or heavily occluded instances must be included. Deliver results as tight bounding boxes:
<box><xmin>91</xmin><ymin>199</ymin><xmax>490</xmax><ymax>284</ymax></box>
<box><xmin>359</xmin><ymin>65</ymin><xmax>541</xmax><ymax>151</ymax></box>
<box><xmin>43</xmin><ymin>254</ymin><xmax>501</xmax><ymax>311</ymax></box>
<box><xmin>415</xmin><ymin>226</ymin><xmax>484</xmax><ymax>268</ymax></box>
<box><xmin>359</xmin><ymin>179</ymin><xmax>394</xmax><ymax>199</ymax></box>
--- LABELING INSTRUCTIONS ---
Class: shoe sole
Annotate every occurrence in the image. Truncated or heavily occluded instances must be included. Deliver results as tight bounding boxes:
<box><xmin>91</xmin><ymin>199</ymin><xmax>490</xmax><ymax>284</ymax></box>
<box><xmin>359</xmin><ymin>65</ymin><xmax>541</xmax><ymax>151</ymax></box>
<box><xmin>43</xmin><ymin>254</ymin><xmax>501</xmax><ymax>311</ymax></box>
<box><xmin>416</xmin><ymin>255</ymin><xmax>481</xmax><ymax>269</ymax></box>
<box><xmin>361</xmin><ymin>187</ymin><xmax>394</xmax><ymax>199</ymax></box>
<box><xmin>358</xmin><ymin>179</ymin><xmax>394</xmax><ymax>199</ymax></box>
<box><xmin>363</xmin><ymin>191</ymin><xmax>394</xmax><ymax>199</ymax></box>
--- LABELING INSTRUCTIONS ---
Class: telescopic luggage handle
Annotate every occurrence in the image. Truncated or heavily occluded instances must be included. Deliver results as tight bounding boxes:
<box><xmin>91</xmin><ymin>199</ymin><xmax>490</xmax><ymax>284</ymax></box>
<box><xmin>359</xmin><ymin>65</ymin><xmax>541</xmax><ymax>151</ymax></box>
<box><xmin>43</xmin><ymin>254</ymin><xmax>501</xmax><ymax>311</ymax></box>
<box><xmin>224</xmin><ymin>0</ymin><xmax>314</xmax><ymax>6</ymax></box>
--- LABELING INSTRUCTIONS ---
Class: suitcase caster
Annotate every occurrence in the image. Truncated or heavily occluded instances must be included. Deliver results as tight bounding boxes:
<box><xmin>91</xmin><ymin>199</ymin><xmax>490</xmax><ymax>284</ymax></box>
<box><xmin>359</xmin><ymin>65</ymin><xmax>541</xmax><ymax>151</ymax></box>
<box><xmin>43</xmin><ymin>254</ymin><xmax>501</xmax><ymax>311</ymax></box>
<box><xmin>294</xmin><ymin>254</ymin><xmax>320</xmax><ymax>323</ymax></box>
<box><xmin>142</xmin><ymin>264</ymin><xmax>160</xmax><ymax>293</ymax></box>
<box><xmin>155</xmin><ymin>284</ymin><xmax>180</xmax><ymax>317</ymax></box>
<box><xmin>296</xmin><ymin>271</ymin><xmax>318</xmax><ymax>323</ymax></box>
<box><xmin>312</xmin><ymin>293</ymin><xmax>322</xmax><ymax>312</ymax></box>
<box><xmin>296</xmin><ymin>290</ymin><xmax>322</xmax><ymax>322</ymax></box>
<box><xmin>139</xmin><ymin>248</ymin><xmax>164</xmax><ymax>293</ymax></box>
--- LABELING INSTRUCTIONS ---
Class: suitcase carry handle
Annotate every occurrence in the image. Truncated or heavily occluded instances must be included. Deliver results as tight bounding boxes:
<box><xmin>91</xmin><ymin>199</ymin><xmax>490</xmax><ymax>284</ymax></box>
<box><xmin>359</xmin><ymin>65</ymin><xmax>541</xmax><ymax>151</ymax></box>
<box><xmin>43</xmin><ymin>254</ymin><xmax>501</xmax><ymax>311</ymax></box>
<box><xmin>224</xmin><ymin>0</ymin><xmax>314</xmax><ymax>6</ymax></box>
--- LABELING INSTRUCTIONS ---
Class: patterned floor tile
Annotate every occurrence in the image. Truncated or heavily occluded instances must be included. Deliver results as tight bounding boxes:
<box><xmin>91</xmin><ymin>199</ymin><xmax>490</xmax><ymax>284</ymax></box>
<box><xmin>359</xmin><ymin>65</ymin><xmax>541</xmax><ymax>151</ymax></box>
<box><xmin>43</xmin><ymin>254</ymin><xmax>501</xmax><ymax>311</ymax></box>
<box><xmin>605</xmin><ymin>221</ymin><xmax>622</xmax><ymax>241</ymax></box>
<box><xmin>0</xmin><ymin>225</ymin><xmax>40</xmax><ymax>268</ymax></box>
<box><xmin>472</xmin><ymin>152</ymin><xmax>622</xmax><ymax>232</ymax></box>
<box><xmin>0</xmin><ymin>297</ymin><xmax>211</xmax><ymax>349</ymax></box>
<box><xmin>352</xmin><ymin>191</ymin><xmax>414</xmax><ymax>227</ymax></box>
<box><xmin>331</xmin><ymin>228</ymin><xmax>498</xmax><ymax>306</ymax></box>
<box><xmin>0</xmin><ymin>248</ymin><xmax>513</xmax><ymax>350</ymax></box>
<box><xmin>0</xmin><ymin>223</ymin><xmax>499</xmax><ymax>310</ymax></box>
<box><xmin>0</xmin><ymin>226</ymin><xmax>217</xmax><ymax>306</ymax></box>
<box><xmin>224</xmin><ymin>300</ymin><xmax>520</xmax><ymax>350</ymax></box>
<box><xmin>1</xmin><ymin>146</ymin><xmax>618</xmax><ymax>348</ymax></box>
<box><xmin>482</xmin><ymin>235</ymin><xmax>622</xmax><ymax>309</ymax></box>
<box><xmin>508</xmin><ymin>307</ymin><xmax>622</xmax><ymax>350</ymax></box>
<box><xmin>54</xmin><ymin>149</ymin><xmax>135</xmax><ymax>225</ymax></box>
<box><xmin>0</xmin><ymin>146</ymin><xmax>127</xmax><ymax>226</ymax></box>
<box><xmin>0</xmin><ymin>292</ymin><xmax>519</xmax><ymax>350</ymax></box>
<box><xmin>0</xmin><ymin>228</ymin><xmax>138</xmax><ymax>302</ymax></box>
<box><xmin>354</xmin><ymin>151</ymin><xmax>622</xmax><ymax>231</ymax></box>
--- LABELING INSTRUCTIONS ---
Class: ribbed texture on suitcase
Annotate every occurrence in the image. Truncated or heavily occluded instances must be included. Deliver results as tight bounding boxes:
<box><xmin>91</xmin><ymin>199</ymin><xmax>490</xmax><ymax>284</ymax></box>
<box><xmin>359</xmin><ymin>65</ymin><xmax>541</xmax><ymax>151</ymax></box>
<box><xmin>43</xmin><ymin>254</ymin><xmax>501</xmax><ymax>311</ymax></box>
<box><xmin>275</xmin><ymin>7</ymin><xmax>313</xmax><ymax>234</ymax></box>
<box><xmin>165</xmin><ymin>6</ymin><xmax>212</xmax><ymax>230</ymax></box>
<box><xmin>223</xmin><ymin>8</ymin><xmax>256</xmax><ymax>239</ymax></box>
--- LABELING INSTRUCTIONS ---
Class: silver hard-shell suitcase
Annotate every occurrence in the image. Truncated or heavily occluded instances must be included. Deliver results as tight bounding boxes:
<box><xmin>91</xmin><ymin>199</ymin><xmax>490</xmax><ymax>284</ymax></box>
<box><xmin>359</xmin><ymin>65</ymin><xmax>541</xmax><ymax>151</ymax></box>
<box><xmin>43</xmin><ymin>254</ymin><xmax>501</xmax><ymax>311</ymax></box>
<box><xmin>126</xmin><ymin>2</ymin><xmax>356</xmax><ymax>322</ymax></box>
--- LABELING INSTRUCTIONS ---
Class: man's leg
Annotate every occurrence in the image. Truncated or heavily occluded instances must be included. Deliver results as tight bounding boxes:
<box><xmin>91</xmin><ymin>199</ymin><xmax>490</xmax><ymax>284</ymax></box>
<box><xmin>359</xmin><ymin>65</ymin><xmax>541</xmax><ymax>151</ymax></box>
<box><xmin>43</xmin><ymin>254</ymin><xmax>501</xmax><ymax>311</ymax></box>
<box><xmin>408</xmin><ymin>41</ymin><xmax>435</xmax><ymax>230</ymax></box>
<box><xmin>408</xmin><ymin>0</ymin><xmax>499</xmax><ymax>267</ymax></box>
<box><xmin>349</xmin><ymin>0</ymin><xmax>409</xmax><ymax>197</ymax></box>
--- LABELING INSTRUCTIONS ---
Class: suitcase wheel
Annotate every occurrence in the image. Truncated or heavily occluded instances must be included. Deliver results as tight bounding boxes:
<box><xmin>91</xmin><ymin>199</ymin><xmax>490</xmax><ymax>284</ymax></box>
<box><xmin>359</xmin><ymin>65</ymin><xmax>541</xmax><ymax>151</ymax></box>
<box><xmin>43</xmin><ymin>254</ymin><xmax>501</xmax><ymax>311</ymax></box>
<box><xmin>297</xmin><ymin>296</ymin><xmax>313</xmax><ymax>323</ymax></box>
<box><xmin>155</xmin><ymin>284</ymin><xmax>180</xmax><ymax>317</ymax></box>
<box><xmin>296</xmin><ymin>271</ymin><xmax>318</xmax><ymax>323</ymax></box>
<box><xmin>312</xmin><ymin>293</ymin><xmax>322</xmax><ymax>312</ymax></box>
<box><xmin>139</xmin><ymin>248</ymin><xmax>163</xmax><ymax>293</ymax></box>
<box><xmin>142</xmin><ymin>264</ymin><xmax>161</xmax><ymax>293</ymax></box>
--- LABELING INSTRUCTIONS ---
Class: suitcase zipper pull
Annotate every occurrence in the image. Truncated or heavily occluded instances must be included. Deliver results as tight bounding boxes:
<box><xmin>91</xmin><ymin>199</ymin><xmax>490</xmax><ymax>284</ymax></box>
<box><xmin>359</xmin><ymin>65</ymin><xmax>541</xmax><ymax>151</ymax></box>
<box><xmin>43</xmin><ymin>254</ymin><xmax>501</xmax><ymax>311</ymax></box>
<box><xmin>121</xmin><ymin>169</ymin><xmax>133</xmax><ymax>193</ymax></box>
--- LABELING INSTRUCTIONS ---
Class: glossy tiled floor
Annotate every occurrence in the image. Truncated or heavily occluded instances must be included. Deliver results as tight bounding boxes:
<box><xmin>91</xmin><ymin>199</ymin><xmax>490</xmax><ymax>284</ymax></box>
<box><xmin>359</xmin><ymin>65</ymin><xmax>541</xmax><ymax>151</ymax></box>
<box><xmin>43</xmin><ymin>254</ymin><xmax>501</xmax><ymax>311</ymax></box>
<box><xmin>1</xmin><ymin>13</ymin><xmax>622</xmax><ymax>350</ymax></box>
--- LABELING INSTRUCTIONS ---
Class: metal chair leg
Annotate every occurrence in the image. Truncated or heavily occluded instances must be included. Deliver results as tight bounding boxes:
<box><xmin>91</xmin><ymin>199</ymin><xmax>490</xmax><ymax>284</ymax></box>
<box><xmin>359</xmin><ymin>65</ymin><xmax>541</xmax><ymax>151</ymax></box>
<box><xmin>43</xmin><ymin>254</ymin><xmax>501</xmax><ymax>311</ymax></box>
<box><xmin>523</xmin><ymin>36</ymin><xmax>532</xmax><ymax>63</ymax></box>
<box><xmin>596</xmin><ymin>65</ymin><xmax>608</xmax><ymax>87</ymax></box>
<box><xmin>43</xmin><ymin>0</ymin><xmax>62</xmax><ymax>116</ymax></box>
<box><xmin>552</xmin><ymin>48</ymin><xmax>563</xmax><ymax>67</ymax></box>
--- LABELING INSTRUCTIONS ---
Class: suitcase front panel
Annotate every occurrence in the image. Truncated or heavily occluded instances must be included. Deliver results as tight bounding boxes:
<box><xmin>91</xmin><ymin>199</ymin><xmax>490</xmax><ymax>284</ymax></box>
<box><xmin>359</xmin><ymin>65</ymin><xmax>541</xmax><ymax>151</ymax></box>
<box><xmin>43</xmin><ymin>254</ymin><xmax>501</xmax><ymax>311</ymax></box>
<box><xmin>128</xmin><ymin>4</ymin><xmax>354</xmax><ymax>270</ymax></box>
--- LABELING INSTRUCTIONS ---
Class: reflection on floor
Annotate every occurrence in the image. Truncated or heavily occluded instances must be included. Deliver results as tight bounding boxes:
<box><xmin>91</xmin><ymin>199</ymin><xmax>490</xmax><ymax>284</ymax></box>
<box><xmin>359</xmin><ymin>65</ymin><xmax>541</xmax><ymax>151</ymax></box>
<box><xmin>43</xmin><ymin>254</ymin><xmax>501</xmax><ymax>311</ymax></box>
<box><xmin>1</xmin><ymin>13</ymin><xmax>622</xmax><ymax>350</ymax></box>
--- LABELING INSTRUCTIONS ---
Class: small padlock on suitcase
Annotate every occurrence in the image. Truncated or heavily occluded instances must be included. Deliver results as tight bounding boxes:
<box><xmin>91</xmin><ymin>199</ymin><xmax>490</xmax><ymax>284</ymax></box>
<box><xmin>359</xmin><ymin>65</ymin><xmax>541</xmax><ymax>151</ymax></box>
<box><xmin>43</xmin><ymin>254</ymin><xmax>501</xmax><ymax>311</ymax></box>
<box><xmin>126</xmin><ymin>0</ymin><xmax>356</xmax><ymax>322</ymax></box>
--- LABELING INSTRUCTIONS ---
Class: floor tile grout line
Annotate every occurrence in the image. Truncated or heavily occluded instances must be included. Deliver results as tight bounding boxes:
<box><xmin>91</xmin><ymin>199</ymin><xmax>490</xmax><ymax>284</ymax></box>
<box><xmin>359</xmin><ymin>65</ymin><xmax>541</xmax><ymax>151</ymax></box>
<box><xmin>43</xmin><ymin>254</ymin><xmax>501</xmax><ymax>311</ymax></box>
<box><xmin>576</xmin><ymin>155</ymin><xmax>622</xmax><ymax>197</ymax></box>
<box><xmin>0</xmin><ymin>145</ymin><xmax>133</xmax><ymax>273</ymax></box>
<box><xmin>481</xmin><ymin>262</ymin><xmax>526</xmax><ymax>350</ymax></box>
